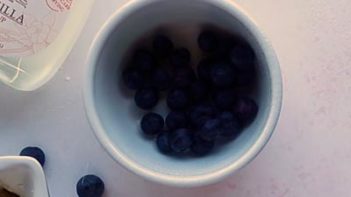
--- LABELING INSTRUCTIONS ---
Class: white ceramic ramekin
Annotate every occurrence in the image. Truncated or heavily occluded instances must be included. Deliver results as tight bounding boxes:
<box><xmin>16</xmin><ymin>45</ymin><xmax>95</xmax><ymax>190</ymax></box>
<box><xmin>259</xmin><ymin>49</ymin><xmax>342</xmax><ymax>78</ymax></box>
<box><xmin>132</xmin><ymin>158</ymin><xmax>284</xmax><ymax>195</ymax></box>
<box><xmin>85</xmin><ymin>0</ymin><xmax>282</xmax><ymax>187</ymax></box>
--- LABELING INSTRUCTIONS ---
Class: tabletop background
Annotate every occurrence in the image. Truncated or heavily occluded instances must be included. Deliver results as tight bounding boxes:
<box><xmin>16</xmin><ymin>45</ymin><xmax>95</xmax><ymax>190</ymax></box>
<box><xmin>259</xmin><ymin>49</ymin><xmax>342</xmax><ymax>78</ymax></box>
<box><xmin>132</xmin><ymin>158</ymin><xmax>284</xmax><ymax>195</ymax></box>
<box><xmin>1</xmin><ymin>0</ymin><xmax>351</xmax><ymax>196</ymax></box>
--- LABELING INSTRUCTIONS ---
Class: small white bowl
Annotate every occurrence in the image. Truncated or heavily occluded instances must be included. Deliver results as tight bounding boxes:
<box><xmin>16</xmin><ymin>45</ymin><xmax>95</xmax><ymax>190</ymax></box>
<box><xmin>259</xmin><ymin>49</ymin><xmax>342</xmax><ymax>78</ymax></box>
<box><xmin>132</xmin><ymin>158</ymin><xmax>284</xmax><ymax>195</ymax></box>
<box><xmin>0</xmin><ymin>156</ymin><xmax>49</xmax><ymax>197</ymax></box>
<box><xmin>85</xmin><ymin>0</ymin><xmax>282</xmax><ymax>187</ymax></box>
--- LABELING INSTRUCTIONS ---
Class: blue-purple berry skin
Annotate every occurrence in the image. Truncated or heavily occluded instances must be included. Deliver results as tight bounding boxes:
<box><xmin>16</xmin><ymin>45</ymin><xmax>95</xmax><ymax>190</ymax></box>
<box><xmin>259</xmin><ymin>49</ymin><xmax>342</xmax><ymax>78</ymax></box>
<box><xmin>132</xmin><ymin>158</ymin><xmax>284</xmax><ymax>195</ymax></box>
<box><xmin>167</xmin><ymin>89</ymin><xmax>190</xmax><ymax>110</ymax></box>
<box><xmin>191</xmin><ymin>136</ymin><xmax>215</xmax><ymax>156</ymax></box>
<box><xmin>210</xmin><ymin>63</ymin><xmax>236</xmax><ymax>87</ymax></box>
<box><xmin>166</xmin><ymin>111</ymin><xmax>188</xmax><ymax>131</ymax></box>
<box><xmin>156</xmin><ymin>132</ymin><xmax>172</xmax><ymax>154</ymax></box>
<box><xmin>232</xmin><ymin>97</ymin><xmax>258</xmax><ymax>125</ymax></box>
<box><xmin>218</xmin><ymin>111</ymin><xmax>242</xmax><ymax>139</ymax></box>
<box><xmin>189</xmin><ymin>80</ymin><xmax>208</xmax><ymax>102</ymax></box>
<box><xmin>173</xmin><ymin>67</ymin><xmax>196</xmax><ymax>88</ymax></box>
<box><xmin>229</xmin><ymin>42</ymin><xmax>256</xmax><ymax>71</ymax></box>
<box><xmin>197</xmin><ymin>58</ymin><xmax>214</xmax><ymax>82</ymax></box>
<box><xmin>20</xmin><ymin>146</ymin><xmax>45</xmax><ymax>166</ymax></box>
<box><xmin>133</xmin><ymin>49</ymin><xmax>156</xmax><ymax>72</ymax></box>
<box><xmin>189</xmin><ymin>103</ymin><xmax>217</xmax><ymax>128</ymax></box>
<box><xmin>199</xmin><ymin>118</ymin><xmax>221</xmax><ymax>141</ymax></box>
<box><xmin>169</xmin><ymin>128</ymin><xmax>193</xmax><ymax>153</ymax></box>
<box><xmin>235</xmin><ymin>69</ymin><xmax>256</xmax><ymax>86</ymax></box>
<box><xmin>134</xmin><ymin>88</ymin><xmax>159</xmax><ymax>110</ymax></box>
<box><xmin>121</xmin><ymin>31</ymin><xmax>259</xmax><ymax>158</ymax></box>
<box><xmin>220</xmin><ymin>120</ymin><xmax>241</xmax><ymax>139</ymax></box>
<box><xmin>214</xmin><ymin>89</ymin><xmax>236</xmax><ymax>110</ymax></box>
<box><xmin>76</xmin><ymin>175</ymin><xmax>104</xmax><ymax>197</ymax></box>
<box><xmin>141</xmin><ymin>112</ymin><xmax>164</xmax><ymax>135</ymax></box>
<box><xmin>218</xmin><ymin>111</ymin><xmax>236</xmax><ymax>122</ymax></box>
<box><xmin>153</xmin><ymin>35</ymin><xmax>174</xmax><ymax>57</ymax></box>
<box><xmin>198</xmin><ymin>30</ymin><xmax>219</xmax><ymax>53</ymax></box>
<box><xmin>122</xmin><ymin>67</ymin><xmax>144</xmax><ymax>90</ymax></box>
<box><xmin>171</xmin><ymin>48</ymin><xmax>191</xmax><ymax>67</ymax></box>
<box><xmin>151</xmin><ymin>68</ymin><xmax>172</xmax><ymax>91</ymax></box>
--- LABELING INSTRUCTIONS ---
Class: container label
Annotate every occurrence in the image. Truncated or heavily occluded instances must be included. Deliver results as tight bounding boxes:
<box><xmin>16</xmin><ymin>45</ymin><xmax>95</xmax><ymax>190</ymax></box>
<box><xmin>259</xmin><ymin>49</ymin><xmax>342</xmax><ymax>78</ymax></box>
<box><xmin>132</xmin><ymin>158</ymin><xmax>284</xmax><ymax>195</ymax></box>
<box><xmin>0</xmin><ymin>0</ymin><xmax>73</xmax><ymax>56</ymax></box>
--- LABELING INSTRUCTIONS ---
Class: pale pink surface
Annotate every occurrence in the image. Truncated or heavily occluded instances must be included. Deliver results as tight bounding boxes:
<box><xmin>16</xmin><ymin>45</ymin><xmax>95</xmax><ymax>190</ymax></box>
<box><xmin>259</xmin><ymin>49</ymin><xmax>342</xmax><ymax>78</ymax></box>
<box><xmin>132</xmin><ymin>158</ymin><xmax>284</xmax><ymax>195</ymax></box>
<box><xmin>0</xmin><ymin>0</ymin><xmax>350</xmax><ymax>196</ymax></box>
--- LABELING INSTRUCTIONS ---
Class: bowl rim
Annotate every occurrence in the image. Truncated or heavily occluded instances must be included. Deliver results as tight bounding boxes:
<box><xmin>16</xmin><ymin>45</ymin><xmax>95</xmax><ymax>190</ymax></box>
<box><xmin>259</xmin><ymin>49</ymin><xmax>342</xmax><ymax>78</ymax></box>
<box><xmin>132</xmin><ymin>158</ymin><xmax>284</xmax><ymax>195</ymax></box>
<box><xmin>84</xmin><ymin>0</ymin><xmax>283</xmax><ymax>187</ymax></box>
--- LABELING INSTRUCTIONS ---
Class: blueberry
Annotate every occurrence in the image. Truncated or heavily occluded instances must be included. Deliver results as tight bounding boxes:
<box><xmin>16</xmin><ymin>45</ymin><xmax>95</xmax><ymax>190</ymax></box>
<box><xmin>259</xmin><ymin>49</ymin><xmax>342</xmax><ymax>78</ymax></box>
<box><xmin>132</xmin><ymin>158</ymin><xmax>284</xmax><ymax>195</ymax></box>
<box><xmin>134</xmin><ymin>88</ymin><xmax>159</xmax><ymax>110</ymax></box>
<box><xmin>166</xmin><ymin>111</ymin><xmax>188</xmax><ymax>131</ymax></box>
<box><xmin>190</xmin><ymin>115</ymin><xmax>212</xmax><ymax>129</ymax></box>
<box><xmin>156</xmin><ymin>132</ymin><xmax>172</xmax><ymax>154</ymax></box>
<box><xmin>235</xmin><ymin>68</ymin><xmax>256</xmax><ymax>86</ymax></box>
<box><xmin>219</xmin><ymin>119</ymin><xmax>241</xmax><ymax>139</ymax></box>
<box><xmin>197</xmin><ymin>58</ymin><xmax>214</xmax><ymax>82</ymax></box>
<box><xmin>170</xmin><ymin>48</ymin><xmax>191</xmax><ymax>67</ymax></box>
<box><xmin>141</xmin><ymin>112</ymin><xmax>164</xmax><ymax>135</ymax></box>
<box><xmin>189</xmin><ymin>103</ymin><xmax>217</xmax><ymax>128</ymax></box>
<box><xmin>167</xmin><ymin>89</ymin><xmax>190</xmax><ymax>110</ymax></box>
<box><xmin>151</xmin><ymin>67</ymin><xmax>172</xmax><ymax>91</ymax></box>
<box><xmin>191</xmin><ymin>103</ymin><xmax>217</xmax><ymax>117</ymax></box>
<box><xmin>191</xmin><ymin>136</ymin><xmax>215</xmax><ymax>156</ymax></box>
<box><xmin>169</xmin><ymin>128</ymin><xmax>193</xmax><ymax>153</ymax></box>
<box><xmin>76</xmin><ymin>175</ymin><xmax>104</xmax><ymax>197</ymax></box>
<box><xmin>214</xmin><ymin>89</ymin><xmax>236</xmax><ymax>110</ymax></box>
<box><xmin>214</xmin><ymin>36</ymin><xmax>241</xmax><ymax>59</ymax></box>
<box><xmin>232</xmin><ymin>97</ymin><xmax>258</xmax><ymax>125</ymax></box>
<box><xmin>218</xmin><ymin>111</ymin><xmax>236</xmax><ymax>122</ymax></box>
<box><xmin>20</xmin><ymin>147</ymin><xmax>45</xmax><ymax>166</ymax></box>
<box><xmin>199</xmin><ymin>118</ymin><xmax>221</xmax><ymax>141</ymax></box>
<box><xmin>133</xmin><ymin>49</ymin><xmax>156</xmax><ymax>72</ymax></box>
<box><xmin>210</xmin><ymin>62</ymin><xmax>236</xmax><ymax>87</ymax></box>
<box><xmin>229</xmin><ymin>42</ymin><xmax>256</xmax><ymax>71</ymax></box>
<box><xmin>217</xmin><ymin>111</ymin><xmax>241</xmax><ymax>139</ymax></box>
<box><xmin>189</xmin><ymin>80</ymin><xmax>208</xmax><ymax>102</ymax></box>
<box><xmin>153</xmin><ymin>35</ymin><xmax>174</xmax><ymax>57</ymax></box>
<box><xmin>122</xmin><ymin>67</ymin><xmax>144</xmax><ymax>90</ymax></box>
<box><xmin>198</xmin><ymin>30</ymin><xmax>218</xmax><ymax>53</ymax></box>
<box><xmin>173</xmin><ymin>67</ymin><xmax>196</xmax><ymax>88</ymax></box>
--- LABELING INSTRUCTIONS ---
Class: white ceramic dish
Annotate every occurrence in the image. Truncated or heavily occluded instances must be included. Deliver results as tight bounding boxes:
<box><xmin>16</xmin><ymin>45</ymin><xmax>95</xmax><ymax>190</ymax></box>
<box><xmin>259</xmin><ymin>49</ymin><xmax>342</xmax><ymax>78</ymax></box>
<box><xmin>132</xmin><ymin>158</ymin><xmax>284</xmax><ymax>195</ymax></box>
<box><xmin>0</xmin><ymin>156</ymin><xmax>49</xmax><ymax>197</ymax></box>
<box><xmin>85</xmin><ymin>0</ymin><xmax>282</xmax><ymax>187</ymax></box>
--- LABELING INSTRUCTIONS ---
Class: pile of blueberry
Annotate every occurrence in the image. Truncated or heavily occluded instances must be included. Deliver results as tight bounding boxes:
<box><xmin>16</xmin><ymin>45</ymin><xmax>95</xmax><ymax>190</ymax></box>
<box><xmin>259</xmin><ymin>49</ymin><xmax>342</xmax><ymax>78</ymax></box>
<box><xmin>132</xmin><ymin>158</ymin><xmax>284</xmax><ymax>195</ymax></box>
<box><xmin>123</xmin><ymin>28</ymin><xmax>258</xmax><ymax>157</ymax></box>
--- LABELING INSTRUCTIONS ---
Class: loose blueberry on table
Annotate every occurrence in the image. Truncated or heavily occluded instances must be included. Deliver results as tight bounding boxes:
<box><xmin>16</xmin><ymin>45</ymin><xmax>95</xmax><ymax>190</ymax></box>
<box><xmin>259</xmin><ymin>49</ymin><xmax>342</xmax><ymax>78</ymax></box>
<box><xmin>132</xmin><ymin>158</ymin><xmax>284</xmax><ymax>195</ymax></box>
<box><xmin>76</xmin><ymin>175</ymin><xmax>104</xmax><ymax>197</ymax></box>
<box><xmin>20</xmin><ymin>146</ymin><xmax>46</xmax><ymax>167</ymax></box>
<box><xmin>121</xmin><ymin>28</ymin><xmax>259</xmax><ymax>157</ymax></box>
